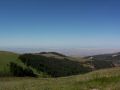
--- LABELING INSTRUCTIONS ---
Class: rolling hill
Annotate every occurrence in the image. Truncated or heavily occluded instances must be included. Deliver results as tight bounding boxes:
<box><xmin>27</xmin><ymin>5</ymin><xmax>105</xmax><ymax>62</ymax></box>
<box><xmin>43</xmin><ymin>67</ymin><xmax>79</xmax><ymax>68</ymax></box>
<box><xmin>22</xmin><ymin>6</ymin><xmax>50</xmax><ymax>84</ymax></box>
<box><xmin>1</xmin><ymin>51</ymin><xmax>120</xmax><ymax>77</ymax></box>
<box><xmin>19</xmin><ymin>53</ymin><xmax>91</xmax><ymax>77</ymax></box>
<box><xmin>0</xmin><ymin>51</ymin><xmax>19</xmax><ymax>76</ymax></box>
<box><xmin>0</xmin><ymin>51</ymin><xmax>92</xmax><ymax>77</ymax></box>
<box><xmin>85</xmin><ymin>52</ymin><xmax>120</xmax><ymax>69</ymax></box>
<box><xmin>1</xmin><ymin>51</ymin><xmax>120</xmax><ymax>89</ymax></box>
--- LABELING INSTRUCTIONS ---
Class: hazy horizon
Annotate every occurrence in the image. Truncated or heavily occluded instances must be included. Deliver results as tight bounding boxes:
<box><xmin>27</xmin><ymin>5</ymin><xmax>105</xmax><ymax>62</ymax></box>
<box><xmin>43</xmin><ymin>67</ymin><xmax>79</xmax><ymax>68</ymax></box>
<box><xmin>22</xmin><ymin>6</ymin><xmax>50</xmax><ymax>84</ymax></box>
<box><xmin>1</xmin><ymin>47</ymin><xmax>120</xmax><ymax>56</ymax></box>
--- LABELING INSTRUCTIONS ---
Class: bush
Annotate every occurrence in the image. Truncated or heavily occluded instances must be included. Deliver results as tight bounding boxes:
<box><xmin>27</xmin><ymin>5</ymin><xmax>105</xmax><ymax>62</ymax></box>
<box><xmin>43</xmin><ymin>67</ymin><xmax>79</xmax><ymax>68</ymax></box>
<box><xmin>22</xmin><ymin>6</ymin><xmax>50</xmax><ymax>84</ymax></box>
<box><xmin>10</xmin><ymin>62</ymin><xmax>37</xmax><ymax>77</ymax></box>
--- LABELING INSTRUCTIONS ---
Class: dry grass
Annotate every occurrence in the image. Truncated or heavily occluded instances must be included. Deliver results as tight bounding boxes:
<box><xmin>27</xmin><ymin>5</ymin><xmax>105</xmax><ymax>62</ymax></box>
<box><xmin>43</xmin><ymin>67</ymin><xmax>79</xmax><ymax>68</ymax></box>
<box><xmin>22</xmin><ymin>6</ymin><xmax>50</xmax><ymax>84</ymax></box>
<box><xmin>0</xmin><ymin>67</ymin><xmax>120</xmax><ymax>90</ymax></box>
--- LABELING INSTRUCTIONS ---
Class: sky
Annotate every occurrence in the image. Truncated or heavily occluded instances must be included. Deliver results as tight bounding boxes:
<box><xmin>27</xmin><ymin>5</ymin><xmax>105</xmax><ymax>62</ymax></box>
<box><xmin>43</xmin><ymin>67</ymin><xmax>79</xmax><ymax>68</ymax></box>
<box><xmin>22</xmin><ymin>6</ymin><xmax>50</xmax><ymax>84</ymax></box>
<box><xmin>0</xmin><ymin>0</ymin><xmax>120</xmax><ymax>50</ymax></box>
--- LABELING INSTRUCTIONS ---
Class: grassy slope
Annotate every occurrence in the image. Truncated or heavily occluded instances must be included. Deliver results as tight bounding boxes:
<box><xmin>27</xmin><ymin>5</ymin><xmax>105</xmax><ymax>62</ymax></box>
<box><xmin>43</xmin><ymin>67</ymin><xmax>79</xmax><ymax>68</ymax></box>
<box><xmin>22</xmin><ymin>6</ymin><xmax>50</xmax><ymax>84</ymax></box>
<box><xmin>0</xmin><ymin>51</ymin><xmax>90</xmax><ymax>77</ymax></box>
<box><xmin>0</xmin><ymin>51</ymin><xmax>19</xmax><ymax>76</ymax></box>
<box><xmin>1</xmin><ymin>51</ymin><xmax>120</xmax><ymax>89</ymax></box>
<box><xmin>0</xmin><ymin>67</ymin><xmax>120</xmax><ymax>90</ymax></box>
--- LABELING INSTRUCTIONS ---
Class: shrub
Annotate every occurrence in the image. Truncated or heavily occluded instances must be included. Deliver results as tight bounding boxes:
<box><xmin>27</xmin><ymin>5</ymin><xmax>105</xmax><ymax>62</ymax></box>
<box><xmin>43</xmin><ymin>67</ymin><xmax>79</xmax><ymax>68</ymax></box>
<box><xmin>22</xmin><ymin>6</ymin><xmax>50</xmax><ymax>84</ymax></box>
<box><xmin>10</xmin><ymin>62</ymin><xmax>37</xmax><ymax>77</ymax></box>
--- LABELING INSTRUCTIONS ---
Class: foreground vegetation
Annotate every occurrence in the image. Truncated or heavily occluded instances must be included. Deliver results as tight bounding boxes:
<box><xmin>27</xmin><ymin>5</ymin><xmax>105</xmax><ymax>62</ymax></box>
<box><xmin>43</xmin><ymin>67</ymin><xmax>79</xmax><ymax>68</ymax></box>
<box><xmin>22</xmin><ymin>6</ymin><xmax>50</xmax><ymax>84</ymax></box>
<box><xmin>0</xmin><ymin>67</ymin><xmax>120</xmax><ymax>90</ymax></box>
<box><xmin>0</xmin><ymin>51</ymin><xmax>19</xmax><ymax>76</ymax></box>
<box><xmin>1</xmin><ymin>51</ymin><xmax>120</xmax><ymax>89</ymax></box>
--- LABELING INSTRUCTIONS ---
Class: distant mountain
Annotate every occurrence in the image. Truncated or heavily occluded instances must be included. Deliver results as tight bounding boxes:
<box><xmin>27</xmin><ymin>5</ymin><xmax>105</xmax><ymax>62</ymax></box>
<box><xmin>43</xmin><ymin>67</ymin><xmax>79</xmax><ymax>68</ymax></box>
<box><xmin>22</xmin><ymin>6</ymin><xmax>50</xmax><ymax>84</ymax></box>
<box><xmin>3</xmin><ymin>48</ymin><xmax>120</xmax><ymax>56</ymax></box>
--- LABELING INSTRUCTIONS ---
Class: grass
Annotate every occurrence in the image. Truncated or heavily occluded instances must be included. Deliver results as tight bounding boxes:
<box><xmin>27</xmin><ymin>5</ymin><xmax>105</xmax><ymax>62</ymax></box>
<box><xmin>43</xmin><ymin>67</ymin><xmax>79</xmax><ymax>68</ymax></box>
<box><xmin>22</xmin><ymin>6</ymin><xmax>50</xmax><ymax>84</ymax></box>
<box><xmin>0</xmin><ymin>51</ymin><xmax>19</xmax><ymax>76</ymax></box>
<box><xmin>0</xmin><ymin>67</ymin><xmax>120</xmax><ymax>90</ymax></box>
<box><xmin>1</xmin><ymin>51</ymin><xmax>120</xmax><ymax>90</ymax></box>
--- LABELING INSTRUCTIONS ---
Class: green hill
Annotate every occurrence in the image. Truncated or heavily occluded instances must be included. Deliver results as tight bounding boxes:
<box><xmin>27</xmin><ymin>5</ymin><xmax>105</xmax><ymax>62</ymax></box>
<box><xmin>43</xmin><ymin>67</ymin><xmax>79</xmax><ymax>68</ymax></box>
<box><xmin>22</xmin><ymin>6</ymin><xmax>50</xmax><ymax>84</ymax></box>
<box><xmin>0</xmin><ymin>51</ymin><xmax>19</xmax><ymax>76</ymax></box>
<box><xmin>85</xmin><ymin>52</ymin><xmax>120</xmax><ymax>69</ymax></box>
<box><xmin>1</xmin><ymin>51</ymin><xmax>120</xmax><ymax>78</ymax></box>
<box><xmin>0</xmin><ymin>51</ymin><xmax>91</xmax><ymax>77</ymax></box>
<box><xmin>1</xmin><ymin>51</ymin><xmax>120</xmax><ymax>89</ymax></box>
<box><xmin>19</xmin><ymin>53</ymin><xmax>91</xmax><ymax>77</ymax></box>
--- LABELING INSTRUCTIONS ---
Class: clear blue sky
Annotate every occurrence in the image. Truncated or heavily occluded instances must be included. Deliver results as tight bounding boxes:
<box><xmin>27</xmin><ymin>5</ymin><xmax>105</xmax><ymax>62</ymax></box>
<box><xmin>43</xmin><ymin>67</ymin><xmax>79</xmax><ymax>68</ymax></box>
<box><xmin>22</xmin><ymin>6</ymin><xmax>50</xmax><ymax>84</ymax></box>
<box><xmin>0</xmin><ymin>0</ymin><xmax>120</xmax><ymax>49</ymax></box>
